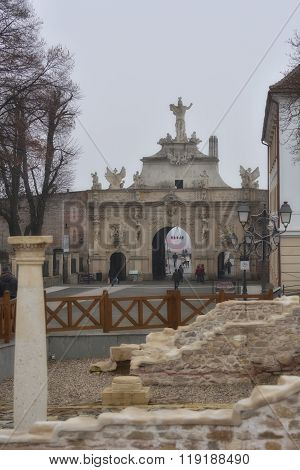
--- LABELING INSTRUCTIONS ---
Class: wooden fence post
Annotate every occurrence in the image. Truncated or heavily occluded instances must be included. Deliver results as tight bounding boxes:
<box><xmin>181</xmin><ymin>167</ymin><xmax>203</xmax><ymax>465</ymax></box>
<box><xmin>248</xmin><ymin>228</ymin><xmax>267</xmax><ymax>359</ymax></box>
<box><xmin>266</xmin><ymin>288</ymin><xmax>273</xmax><ymax>300</ymax></box>
<box><xmin>3</xmin><ymin>290</ymin><xmax>11</xmax><ymax>343</ymax></box>
<box><xmin>167</xmin><ymin>289</ymin><xmax>181</xmax><ymax>330</ymax></box>
<box><xmin>217</xmin><ymin>289</ymin><xmax>226</xmax><ymax>303</ymax></box>
<box><xmin>101</xmin><ymin>290</ymin><xmax>112</xmax><ymax>333</ymax></box>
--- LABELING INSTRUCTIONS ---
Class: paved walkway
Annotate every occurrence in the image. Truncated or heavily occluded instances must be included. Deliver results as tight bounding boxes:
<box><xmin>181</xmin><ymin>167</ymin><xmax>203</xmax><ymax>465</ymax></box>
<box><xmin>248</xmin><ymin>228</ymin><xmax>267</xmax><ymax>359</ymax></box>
<box><xmin>46</xmin><ymin>280</ymin><xmax>263</xmax><ymax>299</ymax></box>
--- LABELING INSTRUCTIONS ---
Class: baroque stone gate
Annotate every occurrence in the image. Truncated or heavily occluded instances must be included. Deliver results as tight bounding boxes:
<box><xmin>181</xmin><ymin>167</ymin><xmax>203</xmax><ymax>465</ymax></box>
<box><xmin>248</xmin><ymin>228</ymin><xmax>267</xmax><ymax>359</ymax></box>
<box><xmin>87</xmin><ymin>98</ymin><xmax>266</xmax><ymax>280</ymax></box>
<box><xmin>0</xmin><ymin>98</ymin><xmax>267</xmax><ymax>282</ymax></box>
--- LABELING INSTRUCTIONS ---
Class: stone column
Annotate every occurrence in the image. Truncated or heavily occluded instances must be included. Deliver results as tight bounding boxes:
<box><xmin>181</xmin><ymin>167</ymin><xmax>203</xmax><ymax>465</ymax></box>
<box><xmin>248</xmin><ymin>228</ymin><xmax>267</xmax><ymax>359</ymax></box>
<box><xmin>10</xmin><ymin>255</ymin><xmax>17</xmax><ymax>276</ymax></box>
<box><xmin>8</xmin><ymin>236</ymin><xmax>53</xmax><ymax>432</ymax></box>
<box><xmin>47</xmin><ymin>254</ymin><xmax>54</xmax><ymax>278</ymax></box>
<box><xmin>56</xmin><ymin>252</ymin><xmax>64</xmax><ymax>276</ymax></box>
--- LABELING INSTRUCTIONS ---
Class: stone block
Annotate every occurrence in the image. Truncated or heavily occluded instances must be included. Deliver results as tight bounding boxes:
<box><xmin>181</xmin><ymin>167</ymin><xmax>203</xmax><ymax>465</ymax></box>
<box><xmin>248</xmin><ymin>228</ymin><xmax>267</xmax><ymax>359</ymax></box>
<box><xmin>206</xmin><ymin>430</ymin><xmax>233</xmax><ymax>442</ymax></box>
<box><xmin>272</xmin><ymin>404</ymin><xmax>295</xmax><ymax>419</ymax></box>
<box><xmin>112</xmin><ymin>376</ymin><xmax>143</xmax><ymax>391</ymax></box>
<box><xmin>110</xmin><ymin>344</ymin><xmax>141</xmax><ymax>362</ymax></box>
<box><xmin>276</xmin><ymin>352</ymin><xmax>293</xmax><ymax>366</ymax></box>
<box><xmin>102</xmin><ymin>388</ymin><xmax>150</xmax><ymax>406</ymax></box>
<box><xmin>113</xmin><ymin>376</ymin><xmax>141</xmax><ymax>384</ymax></box>
<box><xmin>289</xmin><ymin>419</ymin><xmax>300</xmax><ymax>429</ymax></box>
<box><xmin>258</xmin><ymin>431</ymin><xmax>283</xmax><ymax>439</ymax></box>
<box><xmin>90</xmin><ymin>359</ymin><xmax>117</xmax><ymax>373</ymax></box>
<box><xmin>159</xmin><ymin>442</ymin><xmax>177</xmax><ymax>450</ymax></box>
<box><xmin>101</xmin><ymin>375</ymin><xmax>150</xmax><ymax>406</ymax></box>
<box><xmin>265</xmin><ymin>441</ymin><xmax>282</xmax><ymax>450</ymax></box>
<box><xmin>127</xmin><ymin>431</ymin><xmax>154</xmax><ymax>440</ymax></box>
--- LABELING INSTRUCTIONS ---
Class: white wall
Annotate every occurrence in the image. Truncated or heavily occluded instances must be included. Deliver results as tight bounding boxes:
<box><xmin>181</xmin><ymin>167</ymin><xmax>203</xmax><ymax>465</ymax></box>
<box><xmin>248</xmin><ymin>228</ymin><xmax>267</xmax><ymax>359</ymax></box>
<box><xmin>278</xmin><ymin>96</ymin><xmax>300</xmax><ymax>233</ymax></box>
<box><xmin>140</xmin><ymin>159</ymin><xmax>229</xmax><ymax>188</ymax></box>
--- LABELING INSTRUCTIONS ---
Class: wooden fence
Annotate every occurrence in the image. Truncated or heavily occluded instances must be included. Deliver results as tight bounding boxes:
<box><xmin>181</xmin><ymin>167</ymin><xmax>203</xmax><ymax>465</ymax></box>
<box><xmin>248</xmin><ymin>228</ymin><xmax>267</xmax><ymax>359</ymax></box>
<box><xmin>0</xmin><ymin>292</ymin><xmax>16</xmax><ymax>343</ymax></box>
<box><xmin>45</xmin><ymin>294</ymin><xmax>102</xmax><ymax>332</ymax></box>
<box><xmin>1</xmin><ymin>289</ymin><xmax>273</xmax><ymax>343</ymax></box>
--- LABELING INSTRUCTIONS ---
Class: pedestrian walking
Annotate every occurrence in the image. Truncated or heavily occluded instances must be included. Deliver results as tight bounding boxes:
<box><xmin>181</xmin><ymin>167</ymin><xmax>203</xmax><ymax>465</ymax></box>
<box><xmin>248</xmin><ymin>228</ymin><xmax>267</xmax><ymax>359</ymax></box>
<box><xmin>178</xmin><ymin>264</ymin><xmax>184</xmax><ymax>283</ymax></box>
<box><xmin>172</xmin><ymin>269</ymin><xmax>180</xmax><ymax>290</ymax></box>
<box><xmin>172</xmin><ymin>253</ymin><xmax>178</xmax><ymax>268</ymax></box>
<box><xmin>195</xmin><ymin>264</ymin><xmax>201</xmax><ymax>282</ymax></box>
<box><xmin>200</xmin><ymin>264</ymin><xmax>205</xmax><ymax>282</ymax></box>
<box><xmin>108</xmin><ymin>268</ymin><xmax>118</xmax><ymax>286</ymax></box>
<box><xmin>225</xmin><ymin>259</ymin><xmax>232</xmax><ymax>275</ymax></box>
<box><xmin>0</xmin><ymin>266</ymin><xmax>17</xmax><ymax>298</ymax></box>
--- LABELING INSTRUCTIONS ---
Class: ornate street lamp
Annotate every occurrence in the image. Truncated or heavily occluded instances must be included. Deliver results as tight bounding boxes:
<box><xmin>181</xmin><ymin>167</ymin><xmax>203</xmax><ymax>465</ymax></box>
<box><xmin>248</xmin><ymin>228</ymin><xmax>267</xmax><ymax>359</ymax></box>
<box><xmin>233</xmin><ymin>233</ymin><xmax>252</xmax><ymax>295</ymax></box>
<box><xmin>237</xmin><ymin>202</ymin><xmax>292</xmax><ymax>293</ymax></box>
<box><xmin>237</xmin><ymin>203</ymin><xmax>250</xmax><ymax>227</ymax></box>
<box><xmin>279</xmin><ymin>201</ymin><xmax>292</xmax><ymax>228</ymax></box>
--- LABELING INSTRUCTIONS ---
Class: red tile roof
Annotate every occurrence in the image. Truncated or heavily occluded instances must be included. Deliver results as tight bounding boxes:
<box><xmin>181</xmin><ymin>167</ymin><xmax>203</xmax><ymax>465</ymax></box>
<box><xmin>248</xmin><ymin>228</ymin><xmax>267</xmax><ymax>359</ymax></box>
<box><xmin>269</xmin><ymin>64</ymin><xmax>300</xmax><ymax>93</ymax></box>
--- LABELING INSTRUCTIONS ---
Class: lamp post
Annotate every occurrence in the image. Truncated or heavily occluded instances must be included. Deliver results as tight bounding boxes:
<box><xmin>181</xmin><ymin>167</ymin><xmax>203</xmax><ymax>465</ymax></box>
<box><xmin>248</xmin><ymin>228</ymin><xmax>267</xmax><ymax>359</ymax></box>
<box><xmin>240</xmin><ymin>233</ymin><xmax>252</xmax><ymax>295</ymax></box>
<box><xmin>237</xmin><ymin>202</ymin><xmax>292</xmax><ymax>294</ymax></box>
<box><xmin>87</xmin><ymin>254</ymin><xmax>90</xmax><ymax>284</ymax></box>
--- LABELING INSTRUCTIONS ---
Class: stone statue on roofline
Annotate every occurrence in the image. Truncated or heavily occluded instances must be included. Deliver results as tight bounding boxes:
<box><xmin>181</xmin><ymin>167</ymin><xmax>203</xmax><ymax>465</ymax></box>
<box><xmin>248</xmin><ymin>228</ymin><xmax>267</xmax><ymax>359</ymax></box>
<box><xmin>133</xmin><ymin>171</ymin><xmax>144</xmax><ymax>188</ymax></box>
<box><xmin>105</xmin><ymin>166</ymin><xmax>126</xmax><ymax>189</ymax></box>
<box><xmin>91</xmin><ymin>172</ymin><xmax>102</xmax><ymax>190</ymax></box>
<box><xmin>189</xmin><ymin>131</ymin><xmax>201</xmax><ymax>145</ymax></box>
<box><xmin>170</xmin><ymin>97</ymin><xmax>192</xmax><ymax>142</ymax></box>
<box><xmin>192</xmin><ymin>170</ymin><xmax>209</xmax><ymax>189</ymax></box>
<box><xmin>240</xmin><ymin>166</ymin><xmax>260</xmax><ymax>189</ymax></box>
<box><xmin>158</xmin><ymin>133</ymin><xmax>173</xmax><ymax>146</ymax></box>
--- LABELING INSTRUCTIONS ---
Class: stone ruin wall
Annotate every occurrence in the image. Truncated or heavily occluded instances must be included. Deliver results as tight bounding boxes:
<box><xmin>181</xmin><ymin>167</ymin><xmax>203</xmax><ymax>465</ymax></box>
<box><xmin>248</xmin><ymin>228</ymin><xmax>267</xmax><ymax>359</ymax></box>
<box><xmin>1</xmin><ymin>375</ymin><xmax>300</xmax><ymax>450</ymax></box>
<box><xmin>129</xmin><ymin>297</ymin><xmax>300</xmax><ymax>386</ymax></box>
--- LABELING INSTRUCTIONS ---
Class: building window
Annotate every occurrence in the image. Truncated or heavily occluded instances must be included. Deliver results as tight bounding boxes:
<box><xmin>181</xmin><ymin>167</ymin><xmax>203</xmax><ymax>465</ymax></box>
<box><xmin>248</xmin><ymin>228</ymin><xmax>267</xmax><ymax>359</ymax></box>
<box><xmin>53</xmin><ymin>259</ymin><xmax>59</xmax><ymax>276</ymax></box>
<box><xmin>43</xmin><ymin>261</ymin><xmax>49</xmax><ymax>277</ymax></box>
<box><xmin>175</xmin><ymin>180</ymin><xmax>183</xmax><ymax>189</ymax></box>
<box><xmin>71</xmin><ymin>258</ymin><xmax>77</xmax><ymax>274</ymax></box>
<box><xmin>72</xmin><ymin>229</ymin><xmax>77</xmax><ymax>244</ymax></box>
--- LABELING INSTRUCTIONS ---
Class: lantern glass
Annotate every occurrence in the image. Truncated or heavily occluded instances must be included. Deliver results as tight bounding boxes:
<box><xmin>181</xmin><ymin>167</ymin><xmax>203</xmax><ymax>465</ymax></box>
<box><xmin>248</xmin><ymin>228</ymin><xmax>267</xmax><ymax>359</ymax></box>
<box><xmin>238</xmin><ymin>203</ymin><xmax>250</xmax><ymax>226</ymax></box>
<box><xmin>279</xmin><ymin>201</ymin><xmax>292</xmax><ymax>227</ymax></box>
<box><xmin>245</xmin><ymin>233</ymin><xmax>252</xmax><ymax>245</ymax></box>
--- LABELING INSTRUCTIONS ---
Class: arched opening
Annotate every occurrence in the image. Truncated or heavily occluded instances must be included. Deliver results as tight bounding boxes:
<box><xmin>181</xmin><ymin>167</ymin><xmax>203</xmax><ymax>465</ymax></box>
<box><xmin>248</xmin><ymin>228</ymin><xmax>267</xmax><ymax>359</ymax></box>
<box><xmin>152</xmin><ymin>227</ymin><xmax>172</xmax><ymax>280</ymax></box>
<box><xmin>152</xmin><ymin>226</ymin><xmax>192</xmax><ymax>280</ymax></box>
<box><xmin>110</xmin><ymin>252</ymin><xmax>126</xmax><ymax>281</ymax></box>
<box><xmin>217</xmin><ymin>251</ymin><xmax>234</xmax><ymax>279</ymax></box>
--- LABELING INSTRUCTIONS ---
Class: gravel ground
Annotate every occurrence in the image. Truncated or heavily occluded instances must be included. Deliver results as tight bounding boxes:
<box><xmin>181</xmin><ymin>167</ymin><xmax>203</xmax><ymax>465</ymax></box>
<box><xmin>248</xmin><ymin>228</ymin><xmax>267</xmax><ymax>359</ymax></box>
<box><xmin>0</xmin><ymin>358</ymin><xmax>259</xmax><ymax>407</ymax></box>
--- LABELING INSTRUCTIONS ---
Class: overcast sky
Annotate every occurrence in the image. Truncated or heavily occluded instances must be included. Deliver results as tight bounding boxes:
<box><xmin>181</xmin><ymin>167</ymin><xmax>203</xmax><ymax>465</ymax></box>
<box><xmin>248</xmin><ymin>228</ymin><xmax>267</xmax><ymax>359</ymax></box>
<box><xmin>31</xmin><ymin>0</ymin><xmax>300</xmax><ymax>191</ymax></box>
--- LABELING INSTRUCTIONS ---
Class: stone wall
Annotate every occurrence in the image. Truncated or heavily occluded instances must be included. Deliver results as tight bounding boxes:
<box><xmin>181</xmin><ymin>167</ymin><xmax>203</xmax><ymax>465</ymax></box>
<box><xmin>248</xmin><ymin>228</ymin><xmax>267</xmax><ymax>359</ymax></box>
<box><xmin>129</xmin><ymin>297</ymin><xmax>300</xmax><ymax>385</ymax></box>
<box><xmin>0</xmin><ymin>191</ymin><xmax>88</xmax><ymax>255</ymax></box>
<box><xmin>1</xmin><ymin>375</ymin><xmax>300</xmax><ymax>449</ymax></box>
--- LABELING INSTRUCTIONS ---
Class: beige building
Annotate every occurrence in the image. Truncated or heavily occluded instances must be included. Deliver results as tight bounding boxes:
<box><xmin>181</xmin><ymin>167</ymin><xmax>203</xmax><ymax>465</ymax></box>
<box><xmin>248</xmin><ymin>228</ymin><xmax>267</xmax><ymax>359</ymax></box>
<box><xmin>0</xmin><ymin>98</ymin><xmax>267</xmax><ymax>283</ymax></box>
<box><xmin>262</xmin><ymin>65</ymin><xmax>300</xmax><ymax>293</ymax></box>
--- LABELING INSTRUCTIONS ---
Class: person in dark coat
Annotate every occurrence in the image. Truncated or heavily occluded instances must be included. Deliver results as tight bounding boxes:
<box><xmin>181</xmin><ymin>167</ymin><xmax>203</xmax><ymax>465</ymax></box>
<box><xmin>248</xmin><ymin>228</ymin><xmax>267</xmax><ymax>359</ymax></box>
<box><xmin>195</xmin><ymin>264</ymin><xmax>201</xmax><ymax>282</ymax></box>
<box><xmin>178</xmin><ymin>264</ymin><xmax>184</xmax><ymax>283</ymax></box>
<box><xmin>172</xmin><ymin>269</ymin><xmax>180</xmax><ymax>290</ymax></box>
<box><xmin>0</xmin><ymin>266</ymin><xmax>17</xmax><ymax>298</ymax></box>
<box><xmin>108</xmin><ymin>268</ymin><xmax>119</xmax><ymax>287</ymax></box>
<box><xmin>225</xmin><ymin>259</ymin><xmax>232</xmax><ymax>274</ymax></box>
<box><xmin>172</xmin><ymin>253</ymin><xmax>178</xmax><ymax>268</ymax></box>
<box><xmin>200</xmin><ymin>264</ymin><xmax>205</xmax><ymax>282</ymax></box>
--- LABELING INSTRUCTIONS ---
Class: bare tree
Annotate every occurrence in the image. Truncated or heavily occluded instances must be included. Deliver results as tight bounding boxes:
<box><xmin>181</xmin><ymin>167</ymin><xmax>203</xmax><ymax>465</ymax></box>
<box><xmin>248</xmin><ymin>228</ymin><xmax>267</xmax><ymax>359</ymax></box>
<box><xmin>22</xmin><ymin>47</ymin><xmax>80</xmax><ymax>235</ymax></box>
<box><xmin>0</xmin><ymin>0</ymin><xmax>70</xmax><ymax>114</ymax></box>
<box><xmin>279</xmin><ymin>33</ymin><xmax>300</xmax><ymax>161</ymax></box>
<box><xmin>0</xmin><ymin>1</ymin><xmax>80</xmax><ymax>235</ymax></box>
<box><xmin>0</xmin><ymin>0</ymin><xmax>42</xmax><ymax>114</ymax></box>
<box><xmin>0</xmin><ymin>98</ymin><xmax>24</xmax><ymax>234</ymax></box>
